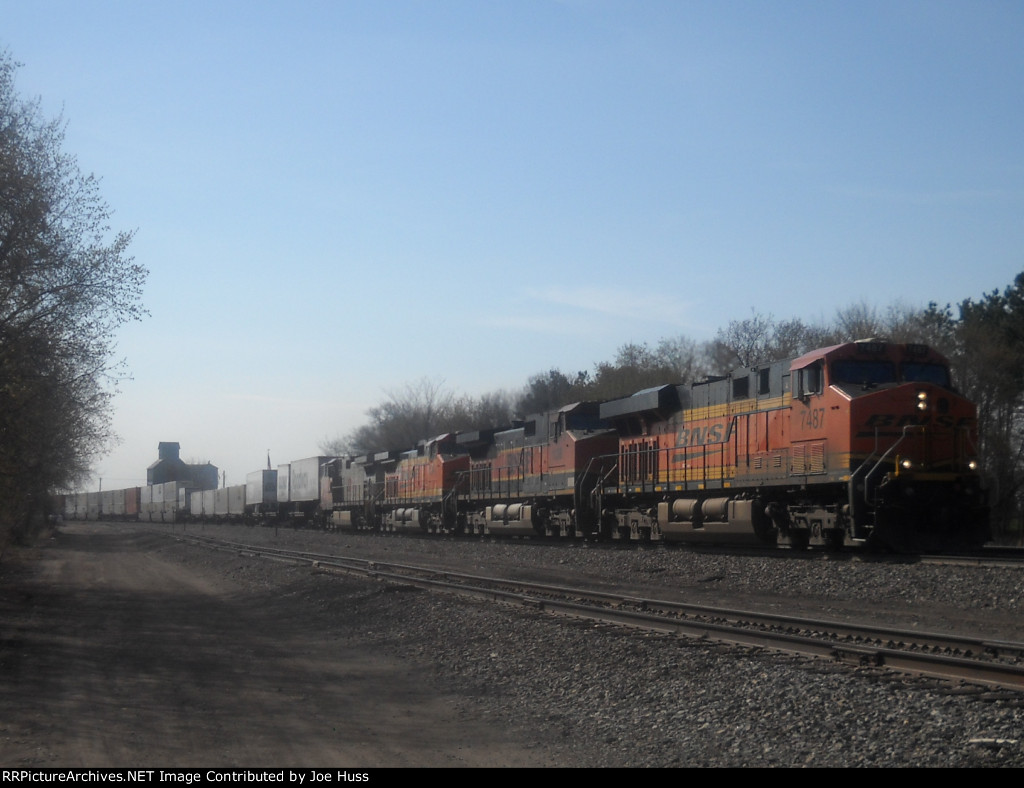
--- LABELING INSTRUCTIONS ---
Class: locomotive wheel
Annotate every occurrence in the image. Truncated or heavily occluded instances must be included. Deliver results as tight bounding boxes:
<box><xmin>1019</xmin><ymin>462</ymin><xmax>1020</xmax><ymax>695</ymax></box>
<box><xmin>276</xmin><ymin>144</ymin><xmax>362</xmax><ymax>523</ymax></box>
<box><xmin>824</xmin><ymin>528</ymin><xmax>846</xmax><ymax>551</ymax></box>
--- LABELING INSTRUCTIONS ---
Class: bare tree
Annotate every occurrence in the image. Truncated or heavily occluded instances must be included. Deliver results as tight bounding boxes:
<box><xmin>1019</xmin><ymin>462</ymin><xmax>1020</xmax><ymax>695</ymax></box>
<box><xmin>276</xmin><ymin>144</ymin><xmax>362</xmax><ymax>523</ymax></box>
<box><xmin>653</xmin><ymin>335</ymin><xmax>713</xmax><ymax>383</ymax></box>
<box><xmin>711</xmin><ymin>311</ymin><xmax>827</xmax><ymax>372</ymax></box>
<box><xmin>711</xmin><ymin>310</ymin><xmax>775</xmax><ymax>368</ymax></box>
<box><xmin>832</xmin><ymin>299</ymin><xmax>934</xmax><ymax>343</ymax></box>
<box><xmin>0</xmin><ymin>52</ymin><xmax>146</xmax><ymax>542</ymax></box>
<box><xmin>447</xmin><ymin>390</ymin><xmax>517</xmax><ymax>432</ymax></box>
<box><xmin>322</xmin><ymin>379</ymin><xmax>519</xmax><ymax>457</ymax></box>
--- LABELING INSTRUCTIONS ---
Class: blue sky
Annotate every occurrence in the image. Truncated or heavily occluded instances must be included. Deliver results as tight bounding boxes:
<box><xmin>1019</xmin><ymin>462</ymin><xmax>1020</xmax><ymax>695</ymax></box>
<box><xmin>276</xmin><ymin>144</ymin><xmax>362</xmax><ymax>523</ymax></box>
<box><xmin>3</xmin><ymin>0</ymin><xmax>1023</xmax><ymax>489</ymax></box>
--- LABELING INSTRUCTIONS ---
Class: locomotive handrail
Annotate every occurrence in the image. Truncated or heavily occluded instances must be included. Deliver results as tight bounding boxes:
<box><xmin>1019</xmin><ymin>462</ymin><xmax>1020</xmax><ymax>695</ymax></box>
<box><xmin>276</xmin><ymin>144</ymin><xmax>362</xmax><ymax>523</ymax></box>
<box><xmin>450</xmin><ymin>468</ymin><xmax>471</xmax><ymax>499</ymax></box>
<box><xmin>591</xmin><ymin>453</ymin><xmax>619</xmax><ymax>492</ymax></box>
<box><xmin>440</xmin><ymin>482</ymin><xmax>462</xmax><ymax>531</ymax></box>
<box><xmin>580</xmin><ymin>454</ymin><xmax>618</xmax><ymax>526</ymax></box>
<box><xmin>849</xmin><ymin>424</ymin><xmax>926</xmax><ymax>516</ymax></box>
<box><xmin>958</xmin><ymin>424</ymin><xmax>979</xmax><ymax>468</ymax></box>
<box><xmin>848</xmin><ymin>431</ymin><xmax>884</xmax><ymax>508</ymax></box>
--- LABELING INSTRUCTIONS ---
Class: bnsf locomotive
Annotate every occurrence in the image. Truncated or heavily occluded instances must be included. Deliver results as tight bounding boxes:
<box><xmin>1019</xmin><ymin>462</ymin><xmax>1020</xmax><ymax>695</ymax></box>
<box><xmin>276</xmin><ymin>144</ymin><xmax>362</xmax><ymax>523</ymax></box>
<box><xmin>594</xmin><ymin>340</ymin><xmax>988</xmax><ymax>551</ymax></box>
<box><xmin>61</xmin><ymin>341</ymin><xmax>989</xmax><ymax>552</ymax></box>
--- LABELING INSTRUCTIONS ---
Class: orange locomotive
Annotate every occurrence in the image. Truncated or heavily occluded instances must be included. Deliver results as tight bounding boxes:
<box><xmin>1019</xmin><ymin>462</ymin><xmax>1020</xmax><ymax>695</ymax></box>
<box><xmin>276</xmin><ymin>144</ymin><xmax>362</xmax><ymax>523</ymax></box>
<box><xmin>326</xmin><ymin>402</ymin><xmax>619</xmax><ymax>537</ymax></box>
<box><xmin>598</xmin><ymin>340</ymin><xmax>988</xmax><ymax>550</ymax></box>
<box><xmin>456</xmin><ymin>401</ymin><xmax>618</xmax><ymax>537</ymax></box>
<box><xmin>379</xmin><ymin>433</ymin><xmax>469</xmax><ymax>533</ymax></box>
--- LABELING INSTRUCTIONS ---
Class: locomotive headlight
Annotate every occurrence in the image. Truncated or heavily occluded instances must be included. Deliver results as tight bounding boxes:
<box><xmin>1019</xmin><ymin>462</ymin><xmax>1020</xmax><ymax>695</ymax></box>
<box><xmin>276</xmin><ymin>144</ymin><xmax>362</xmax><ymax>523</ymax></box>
<box><xmin>916</xmin><ymin>391</ymin><xmax>929</xmax><ymax>411</ymax></box>
<box><xmin>901</xmin><ymin>458</ymin><xmax>914</xmax><ymax>470</ymax></box>
<box><xmin>968</xmin><ymin>460</ymin><xmax>978</xmax><ymax>471</ymax></box>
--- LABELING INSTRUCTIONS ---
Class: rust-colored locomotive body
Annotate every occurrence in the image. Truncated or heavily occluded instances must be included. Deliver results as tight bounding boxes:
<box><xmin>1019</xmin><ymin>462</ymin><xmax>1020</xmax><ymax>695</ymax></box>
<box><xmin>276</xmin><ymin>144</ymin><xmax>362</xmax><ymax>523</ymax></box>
<box><xmin>457</xmin><ymin>402</ymin><xmax>618</xmax><ymax>536</ymax></box>
<box><xmin>379</xmin><ymin>433</ymin><xmax>469</xmax><ymax>533</ymax></box>
<box><xmin>599</xmin><ymin>341</ymin><xmax>987</xmax><ymax>550</ymax></box>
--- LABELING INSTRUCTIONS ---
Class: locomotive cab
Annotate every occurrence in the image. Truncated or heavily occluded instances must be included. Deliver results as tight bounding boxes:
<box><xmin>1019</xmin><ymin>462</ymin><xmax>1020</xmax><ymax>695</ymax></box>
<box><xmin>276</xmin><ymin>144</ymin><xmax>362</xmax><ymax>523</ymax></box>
<box><xmin>789</xmin><ymin>341</ymin><xmax>987</xmax><ymax>550</ymax></box>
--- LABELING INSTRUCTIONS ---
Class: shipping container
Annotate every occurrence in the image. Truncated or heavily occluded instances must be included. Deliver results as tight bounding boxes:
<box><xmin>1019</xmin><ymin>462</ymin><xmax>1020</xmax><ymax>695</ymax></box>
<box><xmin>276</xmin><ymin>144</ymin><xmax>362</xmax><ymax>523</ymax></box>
<box><xmin>189</xmin><ymin>489</ymin><xmax>205</xmax><ymax>519</ymax></box>
<box><xmin>228</xmin><ymin>485</ymin><xmax>245</xmax><ymax>518</ymax></box>
<box><xmin>125</xmin><ymin>487</ymin><xmax>141</xmax><ymax>519</ymax></box>
<box><xmin>162</xmin><ymin>481</ymin><xmax>186</xmax><ymax>522</ymax></box>
<box><xmin>289</xmin><ymin>456</ymin><xmax>333</xmax><ymax>503</ymax></box>
<box><xmin>100</xmin><ymin>490</ymin><xmax>115</xmax><ymax>518</ymax></box>
<box><xmin>86</xmin><ymin>492</ymin><xmax>100</xmax><ymax>520</ymax></box>
<box><xmin>202</xmin><ymin>489</ymin><xmax>216</xmax><ymax>519</ymax></box>
<box><xmin>140</xmin><ymin>485</ymin><xmax>155</xmax><ymax>522</ymax></box>
<box><xmin>277</xmin><ymin>464</ymin><xmax>290</xmax><ymax>503</ymax></box>
<box><xmin>214</xmin><ymin>487</ymin><xmax>230</xmax><ymax>517</ymax></box>
<box><xmin>246</xmin><ymin>469</ymin><xmax>277</xmax><ymax>514</ymax></box>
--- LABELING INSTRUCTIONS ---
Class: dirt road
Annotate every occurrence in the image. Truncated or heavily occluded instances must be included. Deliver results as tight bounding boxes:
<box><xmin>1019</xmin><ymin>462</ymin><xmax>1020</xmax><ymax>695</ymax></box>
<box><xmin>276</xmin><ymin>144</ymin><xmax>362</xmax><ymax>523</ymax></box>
<box><xmin>0</xmin><ymin>522</ymin><xmax>552</xmax><ymax>767</ymax></box>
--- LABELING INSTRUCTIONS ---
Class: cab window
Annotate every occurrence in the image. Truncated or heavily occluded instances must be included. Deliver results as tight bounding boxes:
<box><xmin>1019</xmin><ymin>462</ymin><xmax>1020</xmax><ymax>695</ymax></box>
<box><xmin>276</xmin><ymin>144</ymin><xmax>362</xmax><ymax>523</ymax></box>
<box><xmin>902</xmin><ymin>362</ymin><xmax>951</xmax><ymax>387</ymax></box>
<box><xmin>795</xmin><ymin>362</ymin><xmax>823</xmax><ymax>398</ymax></box>
<box><xmin>831</xmin><ymin>360</ymin><xmax>896</xmax><ymax>386</ymax></box>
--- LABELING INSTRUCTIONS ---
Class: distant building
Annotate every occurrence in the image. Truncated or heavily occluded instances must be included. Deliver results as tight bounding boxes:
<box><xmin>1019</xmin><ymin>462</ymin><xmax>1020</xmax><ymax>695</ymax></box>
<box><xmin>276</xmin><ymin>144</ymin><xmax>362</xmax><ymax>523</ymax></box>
<box><xmin>147</xmin><ymin>442</ymin><xmax>219</xmax><ymax>489</ymax></box>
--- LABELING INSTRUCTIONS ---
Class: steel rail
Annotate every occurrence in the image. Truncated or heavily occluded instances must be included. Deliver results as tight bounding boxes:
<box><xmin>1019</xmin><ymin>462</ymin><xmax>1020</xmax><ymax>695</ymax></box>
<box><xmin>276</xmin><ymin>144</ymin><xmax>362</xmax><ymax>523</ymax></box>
<box><xmin>173</xmin><ymin>530</ymin><xmax>1024</xmax><ymax>692</ymax></box>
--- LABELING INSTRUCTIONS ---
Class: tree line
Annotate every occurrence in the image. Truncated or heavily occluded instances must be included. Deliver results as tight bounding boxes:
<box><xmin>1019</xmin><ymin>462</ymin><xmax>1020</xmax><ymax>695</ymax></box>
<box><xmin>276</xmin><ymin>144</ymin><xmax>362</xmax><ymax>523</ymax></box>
<box><xmin>0</xmin><ymin>52</ymin><xmax>147</xmax><ymax>549</ymax></box>
<box><xmin>322</xmin><ymin>287</ymin><xmax>1024</xmax><ymax>540</ymax></box>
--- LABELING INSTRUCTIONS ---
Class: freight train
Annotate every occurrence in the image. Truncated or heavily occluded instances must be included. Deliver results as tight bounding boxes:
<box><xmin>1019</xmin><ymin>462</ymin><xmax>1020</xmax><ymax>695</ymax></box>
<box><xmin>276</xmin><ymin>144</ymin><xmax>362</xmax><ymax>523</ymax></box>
<box><xmin>59</xmin><ymin>340</ymin><xmax>990</xmax><ymax>552</ymax></box>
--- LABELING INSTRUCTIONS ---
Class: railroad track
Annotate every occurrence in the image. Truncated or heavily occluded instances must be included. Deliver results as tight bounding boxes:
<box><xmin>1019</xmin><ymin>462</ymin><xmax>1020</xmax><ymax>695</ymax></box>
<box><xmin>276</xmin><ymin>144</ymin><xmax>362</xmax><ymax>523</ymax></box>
<box><xmin>174</xmin><ymin>530</ymin><xmax>1024</xmax><ymax>694</ymax></box>
<box><xmin>920</xmin><ymin>546</ymin><xmax>1024</xmax><ymax>568</ymax></box>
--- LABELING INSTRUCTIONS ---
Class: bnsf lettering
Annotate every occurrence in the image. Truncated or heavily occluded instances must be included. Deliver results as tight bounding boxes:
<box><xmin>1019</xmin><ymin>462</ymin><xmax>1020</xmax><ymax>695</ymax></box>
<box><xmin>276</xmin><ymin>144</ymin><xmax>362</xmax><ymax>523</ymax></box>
<box><xmin>676</xmin><ymin>422</ymin><xmax>727</xmax><ymax>447</ymax></box>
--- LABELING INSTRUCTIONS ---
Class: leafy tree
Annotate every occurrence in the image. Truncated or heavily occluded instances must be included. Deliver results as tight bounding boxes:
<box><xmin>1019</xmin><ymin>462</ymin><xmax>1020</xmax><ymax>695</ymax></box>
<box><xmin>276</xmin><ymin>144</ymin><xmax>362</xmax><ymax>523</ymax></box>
<box><xmin>873</xmin><ymin>281</ymin><xmax>1024</xmax><ymax>539</ymax></box>
<box><xmin>0</xmin><ymin>52</ymin><xmax>146</xmax><ymax>543</ymax></box>
<box><xmin>447</xmin><ymin>389</ymin><xmax>517</xmax><ymax>432</ymax></box>
<box><xmin>586</xmin><ymin>340</ymin><xmax>709</xmax><ymax>400</ymax></box>
<box><xmin>516</xmin><ymin>368</ymin><xmax>590</xmax><ymax>415</ymax></box>
<box><xmin>900</xmin><ymin>302</ymin><xmax>960</xmax><ymax>360</ymax></box>
<box><xmin>589</xmin><ymin>343</ymin><xmax>666</xmax><ymax>400</ymax></box>
<box><xmin>514</xmin><ymin>338</ymin><xmax>715</xmax><ymax>414</ymax></box>
<box><xmin>952</xmin><ymin>277</ymin><xmax>1024</xmax><ymax>537</ymax></box>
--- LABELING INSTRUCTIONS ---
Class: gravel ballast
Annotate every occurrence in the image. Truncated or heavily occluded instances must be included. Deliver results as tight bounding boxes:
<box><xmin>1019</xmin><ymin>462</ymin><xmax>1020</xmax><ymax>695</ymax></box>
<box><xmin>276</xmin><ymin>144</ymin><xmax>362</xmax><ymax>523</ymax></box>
<box><xmin>161</xmin><ymin>523</ymin><xmax>1024</xmax><ymax>767</ymax></box>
